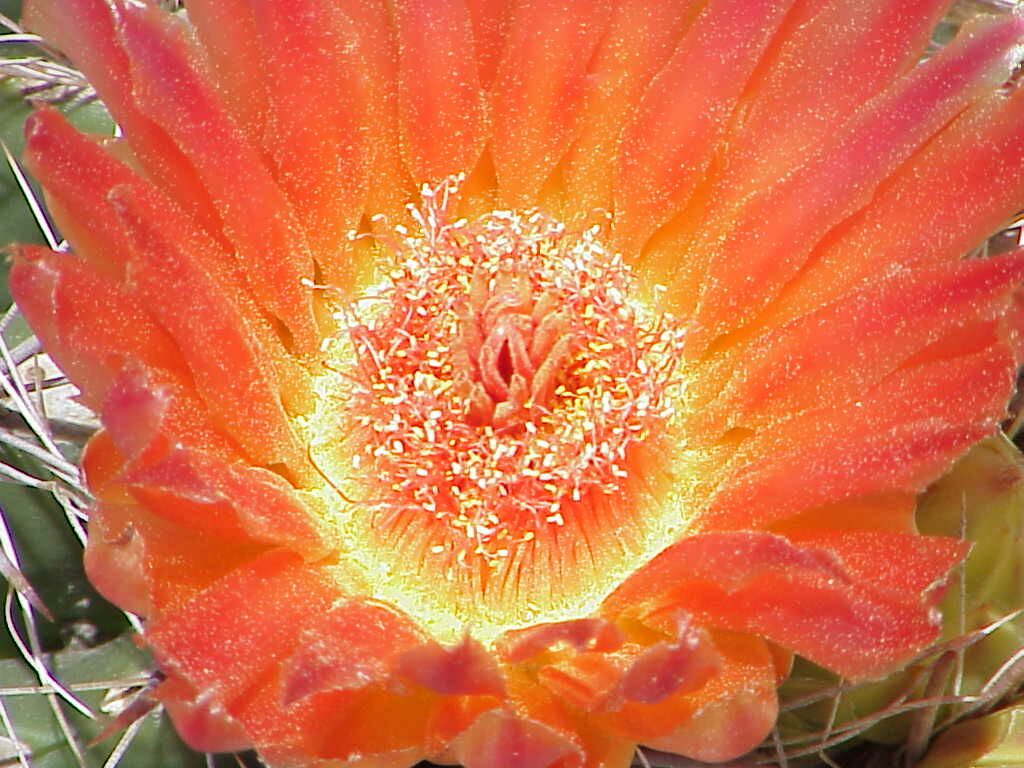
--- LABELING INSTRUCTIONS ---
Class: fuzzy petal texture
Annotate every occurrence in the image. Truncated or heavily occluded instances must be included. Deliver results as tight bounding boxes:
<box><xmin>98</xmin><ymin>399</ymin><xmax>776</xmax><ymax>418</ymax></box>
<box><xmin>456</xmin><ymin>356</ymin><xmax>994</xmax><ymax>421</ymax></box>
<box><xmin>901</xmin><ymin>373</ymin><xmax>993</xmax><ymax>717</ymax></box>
<box><xmin>12</xmin><ymin>1</ymin><xmax>1024</xmax><ymax>767</ymax></box>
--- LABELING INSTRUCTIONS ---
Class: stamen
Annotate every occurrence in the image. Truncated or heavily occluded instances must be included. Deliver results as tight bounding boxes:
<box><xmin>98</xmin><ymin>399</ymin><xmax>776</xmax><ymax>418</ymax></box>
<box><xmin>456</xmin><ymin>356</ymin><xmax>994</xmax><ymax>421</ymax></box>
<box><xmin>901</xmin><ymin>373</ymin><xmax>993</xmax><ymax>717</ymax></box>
<box><xmin>324</xmin><ymin>179</ymin><xmax>687</xmax><ymax>568</ymax></box>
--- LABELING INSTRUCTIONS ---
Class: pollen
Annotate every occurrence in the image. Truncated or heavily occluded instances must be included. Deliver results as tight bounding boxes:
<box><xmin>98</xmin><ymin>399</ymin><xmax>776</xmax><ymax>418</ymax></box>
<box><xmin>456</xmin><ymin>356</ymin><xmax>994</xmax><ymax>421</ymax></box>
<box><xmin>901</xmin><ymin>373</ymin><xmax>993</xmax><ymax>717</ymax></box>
<box><xmin>300</xmin><ymin>178</ymin><xmax>698</xmax><ymax>638</ymax></box>
<box><xmin>331</xmin><ymin>180</ymin><xmax>686</xmax><ymax>559</ymax></box>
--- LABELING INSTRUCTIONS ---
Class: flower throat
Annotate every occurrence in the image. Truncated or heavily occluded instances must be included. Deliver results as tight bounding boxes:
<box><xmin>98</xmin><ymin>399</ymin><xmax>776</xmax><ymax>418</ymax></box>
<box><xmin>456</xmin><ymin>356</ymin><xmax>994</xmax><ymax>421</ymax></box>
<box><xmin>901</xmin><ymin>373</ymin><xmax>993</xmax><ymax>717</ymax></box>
<box><xmin>321</xmin><ymin>178</ymin><xmax>688</xmax><ymax>571</ymax></box>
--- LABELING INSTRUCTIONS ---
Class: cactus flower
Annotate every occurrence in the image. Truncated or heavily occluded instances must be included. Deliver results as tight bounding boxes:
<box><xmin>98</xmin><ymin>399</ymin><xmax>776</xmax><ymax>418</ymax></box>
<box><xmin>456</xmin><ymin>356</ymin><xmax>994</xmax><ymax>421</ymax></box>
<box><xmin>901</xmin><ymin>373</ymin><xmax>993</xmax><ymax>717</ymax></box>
<box><xmin>10</xmin><ymin>1</ymin><xmax>1024</xmax><ymax>766</ymax></box>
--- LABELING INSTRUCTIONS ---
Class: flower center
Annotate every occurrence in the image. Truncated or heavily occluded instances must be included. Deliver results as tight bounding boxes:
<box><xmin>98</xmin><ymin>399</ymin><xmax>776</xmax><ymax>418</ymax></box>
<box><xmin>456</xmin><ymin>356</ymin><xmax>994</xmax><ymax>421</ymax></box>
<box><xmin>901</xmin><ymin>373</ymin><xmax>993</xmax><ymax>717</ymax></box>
<box><xmin>300</xmin><ymin>180</ymin><xmax>698</xmax><ymax>641</ymax></box>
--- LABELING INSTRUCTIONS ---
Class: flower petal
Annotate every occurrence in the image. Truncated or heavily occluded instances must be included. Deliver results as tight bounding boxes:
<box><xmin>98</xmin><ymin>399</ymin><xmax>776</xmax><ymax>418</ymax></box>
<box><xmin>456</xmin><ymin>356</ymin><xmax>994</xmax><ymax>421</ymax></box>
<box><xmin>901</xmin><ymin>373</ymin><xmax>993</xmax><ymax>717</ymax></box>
<box><xmin>613</xmin><ymin>0</ymin><xmax>796</xmax><ymax>254</ymax></box>
<box><xmin>561</xmin><ymin>0</ymin><xmax>701</xmax><ymax>212</ymax></box>
<box><xmin>249</xmin><ymin>0</ymin><xmax>375</xmax><ymax>286</ymax></box>
<box><xmin>498</xmin><ymin>618</ymin><xmax>624</xmax><ymax>663</ymax></box>
<box><xmin>765</xmin><ymin>87</ymin><xmax>1024</xmax><ymax>328</ymax></box>
<box><xmin>397</xmin><ymin>636</ymin><xmax>506</xmax><ymax>698</ymax></box>
<box><xmin>491</xmin><ymin>0</ymin><xmax>613</xmax><ymax>206</ymax></box>
<box><xmin>108</xmin><ymin>183</ymin><xmax>306</xmax><ymax>469</ymax></box>
<box><xmin>22</xmin><ymin>0</ymin><xmax>218</xmax><ymax>228</ymax></box>
<box><xmin>706</xmin><ymin>344</ymin><xmax>1016</xmax><ymax>531</ymax></box>
<box><xmin>690</xmin><ymin>254</ymin><xmax>1024</xmax><ymax>435</ymax></box>
<box><xmin>182</xmin><ymin>0</ymin><xmax>267</xmax><ymax>140</ymax></box>
<box><xmin>156</xmin><ymin>674</ymin><xmax>251</xmax><ymax>753</ymax></box>
<box><xmin>280</xmin><ymin>600</ymin><xmax>425</xmax><ymax>705</ymax></box>
<box><xmin>604</xmin><ymin>532</ymin><xmax>962</xmax><ymax>678</ymax></box>
<box><xmin>121</xmin><ymin>446</ymin><xmax>327</xmax><ymax>556</ymax></box>
<box><xmin>640</xmin><ymin>633</ymin><xmax>779</xmax><ymax>763</ymax></box>
<box><xmin>146</xmin><ymin>551</ymin><xmax>337</xmax><ymax>706</ymax></box>
<box><xmin>394</xmin><ymin>0</ymin><xmax>488</xmax><ymax>183</ymax></box>
<box><xmin>723</xmin><ymin>0</ymin><xmax>953</xmax><ymax>198</ymax></box>
<box><xmin>22</xmin><ymin>107</ymin><xmax>311</xmax><ymax>414</ymax></box>
<box><xmin>679</xmin><ymin>12</ymin><xmax>1024</xmax><ymax>347</ymax></box>
<box><xmin>115</xmin><ymin>0</ymin><xmax>319</xmax><ymax>352</ymax></box>
<box><xmin>450</xmin><ymin>708</ymin><xmax>580</xmax><ymax>768</ymax></box>
<box><xmin>8</xmin><ymin>246</ymin><xmax>188</xmax><ymax>411</ymax></box>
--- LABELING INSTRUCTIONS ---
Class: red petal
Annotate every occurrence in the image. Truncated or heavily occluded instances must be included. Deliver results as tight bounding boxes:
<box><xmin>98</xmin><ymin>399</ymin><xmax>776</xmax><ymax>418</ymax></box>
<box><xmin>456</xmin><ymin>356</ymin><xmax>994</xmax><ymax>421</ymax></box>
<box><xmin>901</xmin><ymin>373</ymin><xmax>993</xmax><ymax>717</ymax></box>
<box><xmin>146</xmin><ymin>551</ymin><xmax>336</xmax><ymax>705</ymax></box>
<box><xmin>690</xmin><ymin>255</ymin><xmax>1024</xmax><ymax>436</ymax></box>
<box><xmin>394</xmin><ymin>0</ymin><xmax>488</xmax><ymax>183</ymax></box>
<box><xmin>397</xmin><ymin>635</ymin><xmax>505</xmax><ymax>697</ymax></box>
<box><xmin>115</xmin><ymin>1</ymin><xmax>319</xmax><ymax>352</ymax></box>
<box><xmin>250</xmin><ymin>0</ymin><xmax>374</xmax><ymax>286</ymax></box>
<box><xmin>681</xmin><ymin>13</ymin><xmax>1024</xmax><ymax>348</ymax></box>
<box><xmin>706</xmin><ymin>344</ymin><xmax>1015</xmax><ymax>531</ymax></box>
<box><xmin>613</xmin><ymin>0</ymin><xmax>796</xmax><ymax>254</ymax></box>
<box><xmin>490</xmin><ymin>0</ymin><xmax>613</xmax><ymax>206</ymax></box>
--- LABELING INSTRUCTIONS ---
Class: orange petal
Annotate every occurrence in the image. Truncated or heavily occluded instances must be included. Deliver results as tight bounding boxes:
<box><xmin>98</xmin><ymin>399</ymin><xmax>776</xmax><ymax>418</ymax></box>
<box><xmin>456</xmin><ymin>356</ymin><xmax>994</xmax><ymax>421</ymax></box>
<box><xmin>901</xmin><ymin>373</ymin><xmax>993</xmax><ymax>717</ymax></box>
<box><xmin>21</xmin><ymin>0</ymin><xmax>217</xmax><ymax>229</ymax></box>
<box><xmin>345</xmin><ymin>0</ymin><xmax>416</xmax><ymax>220</ymax></box>
<box><xmin>122</xmin><ymin>446</ymin><xmax>326</xmax><ymax>556</ymax></box>
<box><xmin>108</xmin><ymin>183</ymin><xmax>305</xmax><ymax>469</ymax></box>
<box><xmin>619</xmin><ymin>620</ymin><xmax>720</xmax><ymax>705</ymax></box>
<box><xmin>82</xmin><ymin>501</ymin><xmax>150</xmax><ymax>617</ymax></box>
<box><xmin>99</xmin><ymin>366</ymin><xmax>233</xmax><ymax>467</ymax></box>
<box><xmin>182</xmin><ymin>0</ymin><xmax>267</xmax><ymax>141</ymax></box>
<box><xmin>561</xmin><ymin>0</ymin><xmax>701</xmax><ymax>213</ymax></box>
<box><xmin>724</xmin><ymin>0</ymin><xmax>952</xmax><ymax>197</ymax></box>
<box><xmin>537</xmin><ymin>619</ymin><xmax>719</xmax><ymax>712</ymax></box>
<box><xmin>766</xmin><ymin>87</ymin><xmax>1024</xmax><ymax>328</ymax></box>
<box><xmin>281</xmin><ymin>600</ymin><xmax>425</xmax><ymax>705</ymax></box>
<box><xmin>146</xmin><ymin>551</ymin><xmax>336</xmax><ymax>706</ymax></box>
<box><xmin>706</xmin><ymin>344</ymin><xmax>1016</xmax><ymax>531</ymax></box>
<box><xmin>115</xmin><ymin>1</ymin><xmax>319</xmax><ymax>352</ymax></box>
<box><xmin>491</xmin><ymin>0</ymin><xmax>613</xmax><ymax>206</ymax></box>
<box><xmin>156</xmin><ymin>674</ymin><xmax>251</xmax><ymax>753</ymax></box>
<box><xmin>450</xmin><ymin>709</ymin><xmax>580</xmax><ymax>768</ymax></box>
<box><xmin>8</xmin><ymin>245</ymin><xmax>188</xmax><ymax>411</ymax></box>
<box><xmin>22</xmin><ymin>108</ymin><xmax>307</xmax><ymax>407</ymax></box>
<box><xmin>785</xmin><ymin>530</ymin><xmax>970</xmax><ymax>604</ymax></box>
<box><xmin>604</xmin><ymin>532</ymin><xmax>960</xmax><ymax>679</ymax></box>
<box><xmin>394</xmin><ymin>0</ymin><xmax>488</xmax><ymax>183</ymax></box>
<box><xmin>250</xmin><ymin>0</ymin><xmax>374</xmax><ymax>287</ymax></box>
<box><xmin>498</xmin><ymin>618</ymin><xmax>624</xmax><ymax>664</ymax></box>
<box><xmin>397</xmin><ymin>635</ymin><xmax>505</xmax><ymax>697</ymax></box>
<box><xmin>23</xmin><ymin>107</ymin><xmax>152</xmax><ymax>276</ymax></box>
<box><xmin>613</xmin><ymin>0</ymin><xmax>796</xmax><ymax>254</ymax></box>
<box><xmin>465</xmin><ymin>0</ymin><xmax>512</xmax><ymax>89</ymax></box>
<box><xmin>640</xmin><ymin>633</ymin><xmax>779</xmax><ymax>763</ymax></box>
<box><xmin>681</xmin><ymin>13</ymin><xmax>1024</xmax><ymax>349</ymax></box>
<box><xmin>690</xmin><ymin>254</ymin><xmax>1024</xmax><ymax>436</ymax></box>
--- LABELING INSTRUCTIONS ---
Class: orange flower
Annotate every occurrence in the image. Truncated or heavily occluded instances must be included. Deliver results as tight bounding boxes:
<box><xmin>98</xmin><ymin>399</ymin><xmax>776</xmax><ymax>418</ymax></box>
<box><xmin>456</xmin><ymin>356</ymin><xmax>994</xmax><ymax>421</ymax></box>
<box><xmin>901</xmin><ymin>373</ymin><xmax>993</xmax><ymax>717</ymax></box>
<box><xmin>10</xmin><ymin>0</ymin><xmax>1024</xmax><ymax>765</ymax></box>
